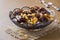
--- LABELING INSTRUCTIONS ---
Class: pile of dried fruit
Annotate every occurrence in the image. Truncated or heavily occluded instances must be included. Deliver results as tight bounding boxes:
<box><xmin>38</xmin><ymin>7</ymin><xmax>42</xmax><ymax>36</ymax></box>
<box><xmin>11</xmin><ymin>6</ymin><xmax>54</xmax><ymax>25</ymax></box>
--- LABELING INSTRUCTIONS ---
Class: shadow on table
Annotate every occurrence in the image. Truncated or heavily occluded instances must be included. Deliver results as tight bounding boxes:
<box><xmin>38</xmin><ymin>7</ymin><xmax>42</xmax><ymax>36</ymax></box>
<box><xmin>37</xmin><ymin>28</ymin><xmax>60</xmax><ymax>40</ymax></box>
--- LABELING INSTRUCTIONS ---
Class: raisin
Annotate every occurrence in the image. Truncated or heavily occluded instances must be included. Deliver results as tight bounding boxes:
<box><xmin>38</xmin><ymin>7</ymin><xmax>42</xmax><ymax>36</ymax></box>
<box><xmin>13</xmin><ymin>8</ymin><xmax>21</xmax><ymax>15</ymax></box>
<box><xmin>38</xmin><ymin>8</ymin><xmax>46</xmax><ymax>13</ymax></box>
<box><xmin>34</xmin><ymin>6</ymin><xmax>39</xmax><ymax>10</ymax></box>
<box><xmin>30</xmin><ymin>7</ymin><xmax>37</xmax><ymax>13</ymax></box>
<box><xmin>20</xmin><ymin>18</ymin><xmax>26</xmax><ymax>22</ymax></box>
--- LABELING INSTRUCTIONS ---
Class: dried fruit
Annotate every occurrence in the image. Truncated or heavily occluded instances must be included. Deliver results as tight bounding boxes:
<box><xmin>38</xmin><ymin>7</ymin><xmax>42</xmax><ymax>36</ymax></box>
<box><xmin>19</xmin><ymin>29</ymin><xmax>24</xmax><ymax>33</ymax></box>
<box><xmin>31</xmin><ymin>17</ymin><xmax>38</xmax><ymax>24</ymax></box>
<box><xmin>31</xmin><ymin>13</ymin><xmax>35</xmax><ymax>16</ymax></box>
<box><xmin>33</xmin><ymin>6</ymin><xmax>39</xmax><ymax>10</ymax></box>
<box><xmin>44</xmin><ymin>14</ymin><xmax>48</xmax><ymax>17</ymax></box>
<box><xmin>50</xmin><ymin>17</ymin><xmax>54</xmax><ymax>21</ymax></box>
<box><xmin>11</xmin><ymin>7</ymin><xmax>54</xmax><ymax>26</ymax></box>
<box><xmin>49</xmin><ymin>15</ymin><xmax>54</xmax><ymax>18</ymax></box>
<box><xmin>30</xmin><ymin>7</ymin><xmax>36</xmax><ymax>13</ymax></box>
<box><xmin>25</xmin><ymin>16</ymin><xmax>28</xmax><ymax>20</ymax></box>
<box><xmin>13</xmin><ymin>8</ymin><xmax>21</xmax><ymax>15</ymax></box>
<box><xmin>24</xmin><ymin>34</ymin><xmax>29</xmax><ymax>39</ymax></box>
<box><xmin>20</xmin><ymin>18</ymin><xmax>26</xmax><ymax>22</ymax></box>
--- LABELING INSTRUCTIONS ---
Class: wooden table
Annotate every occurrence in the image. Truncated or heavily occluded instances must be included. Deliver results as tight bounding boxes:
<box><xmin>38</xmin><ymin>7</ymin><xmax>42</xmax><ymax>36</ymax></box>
<box><xmin>0</xmin><ymin>0</ymin><xmax>60</xmax><ymax>40</ymax></box>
